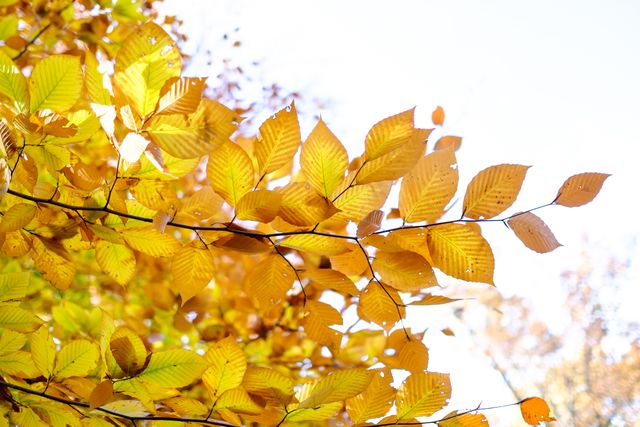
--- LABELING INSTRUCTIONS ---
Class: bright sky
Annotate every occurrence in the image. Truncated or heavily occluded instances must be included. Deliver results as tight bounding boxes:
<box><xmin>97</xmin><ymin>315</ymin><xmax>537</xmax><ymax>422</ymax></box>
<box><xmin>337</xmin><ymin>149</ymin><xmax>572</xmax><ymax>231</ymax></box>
<box><xmin>160</xmin><ymin>1</ymin><xmax>640</xmax><ymax>424</ymax></box>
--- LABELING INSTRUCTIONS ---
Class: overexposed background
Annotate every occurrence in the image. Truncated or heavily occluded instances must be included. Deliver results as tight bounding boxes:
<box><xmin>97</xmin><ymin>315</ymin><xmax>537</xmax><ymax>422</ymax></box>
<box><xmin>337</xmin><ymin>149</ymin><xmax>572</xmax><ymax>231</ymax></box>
<box><xmin>159</xmin><ymin>1</ymin><xmax>639</xmax><ymax>424</ymax></box>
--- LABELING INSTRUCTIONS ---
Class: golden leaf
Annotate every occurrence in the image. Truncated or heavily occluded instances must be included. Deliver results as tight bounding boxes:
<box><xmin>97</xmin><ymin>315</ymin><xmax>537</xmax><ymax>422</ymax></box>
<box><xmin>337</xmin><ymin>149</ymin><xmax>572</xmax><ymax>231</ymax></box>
<box><xmin>302</xmin><ymin>268</ymin><xmax>358</xmax><ymax>295</ymax></box>
<box><xmin>245</xmin><ymin>255</ymin><xmax>294</xmax><ymax>309</ymax></box>
<box><xmin>399</xmin><ymin>149</ymin><xmax>458</xmax><ymax>223</ymax></box>
<box><xmin>30</xmin><ymin>236</ymin><xmax>75</xmax><ymax>290</ymax></box>
<box><xmin>0</xmin><ymin>49</ymin><xmax>27</xmax><ymax>112</ymax></box>
<box><xmin>463</xmin><ymin>164</ymin><xmax>530</xmax><ymax>219</ymax></box>
<box><xmin>520</xmin><ymin>397</ymin><xmax>557</xmax><ymax>425</ymax></box>
<box><xmin>300</xmin><ymin>119</ymin><xmax>348</xmax><ymax>198</ymax></box>
<box><xmin>171</xmin><ymin>246</ymin><xmax>214</xmax><ymax>303</ymax></box>
<box><xmin>330</xmin><ymin>245</ymin><xmax>370</xmax><ymax>277</ymax></box>
<box><xmin>236</xmin><ymin>189</ymin><xmax>282</xmax><ymax>222</ymax></box>
<box><xmin>396</xmin><ymin>372</ymin><xmax>451</xmax><ymax>419</ymax></box>
<box><xmin>373</xmin><ymin>250</ymin><xmax>437</xmax><ymax>292</ymax></box>
<box><xmin>109</xmin><ymin>326</ymin><xmax>148</xmax><ymax>377</ymax></box>
<box><xmin>214</xmin><ymin>387</ymin><xmax>263</xmax><ymax>414</ymax></box>
<box><xmin>95</xmin><ymin>241</ymin><xmax>136</xmax><ymax>286</ymax></box>
<box><xmin>137</xmin><ymin>349</ymin><xmax>206</xmax><ymax>388</ymax></box>
<box><xmin>84</xmin><ymin>50</ymin><xmax>111</xmax><ymax>106</ymax></box>
<box><xmin>89</xmin><ymin>380</ymin><xmax>114</xmax><ymax>410</ymax></box>
<box><xmin>0</xmin><ymin>203</ymin><xmax>36</xmax><ymax>232</ymax></box>
<box><xmin>329</xmin><ymin>181</ymin><xmax>391</xmax><ymax>224</ymax></box>
<box><xmin>30</xmin><ymin>326</ymin><xmax>55</xmax><ymax>378</ymax></box>
<box><xmin>29</xmin><ymin>55</ymin><xmax>82</xmax><ymax>113</ymax></box>
<box><xmin>357</xmin><ymin>282</ymin><xmax>405</xmax><ymax>331</ymax></box>
<box><xmin>554</xmin><ymin>172</ymin><xmax>610</xmax><ymax>207</ymax></box>
<box><xmin>277</xmin><ymin>182</ymin><xmax>335</xmax><ymax>226</ymax></box>
<box><xmin>203</xmin><ymin>337</ymin><xmax>247</xmax><ymax>400</ymax></box>
<box><xmin>434</xmin><ymin>135</ymin><xmax>462</xmax><ymax>151</ymax></box>
<box><xmin>156</xmin><ymin>76</ymin><xmax>206</xmax><ymax>115</ymax></box>
<box><xmin>432</xmin><ymin>105</ymin><xmax>445</xmax><ymax>125</ymax></box>
<box><xmin>206</xmin><ymin>140</ymin><xmax>254</xmax><ymax>207</ymax></box>
<box><xmin>53</xmin><ymin>340</ymin><xmax>99</xmax><ymax>379</ymax></box>
<box><xmin>297</xmin><ymin>368</ymin><xmax>373</xmax><ymax>409</ymax></box>
<box><xmin>301</xmin><ymin>300</ymin><xmax>343</xmax><ymax>351</ymax></box>
<box><xmin>243</xmin><ymin>366</ymin><xmax>294</xmax><ymax>406</ymax></box>
<box><xmin>508</xmin><ymin>212</ymin><xmax>561</xmax><ymax>253</ymax></box>
<box><xmin>346</xmin><ymin>369</ymin><xmax>396</xmax><ymax>424</ymax></box>
<box><xmin>121</xmin><ymin>227</ymin><xmax>180</xmax><ymax>257</ymax></box>
<box><xmin>438</xmin><ymin>411</ymin><xmax>489</xmax><ymax>427</ymax></box>
<box><xmin>427</xmin><ymin>223</ymin><xmax>494</xmax><ymax>285</ymax></box>
<box><xmin>364</xmin><ymin>109</ymin><xmax>415</xmax><ymax>160</ymax></box>
<box><xmin>357</xmin><ymin>209</ymin><xmax>384</xmax><ymax>238</ymax></box>
<box><xmin>280</xmin><ymin>234</ymin><xmax>349</xmax><ymax>256</ymax></box>
<box><xmin>256</xmin><ymin>102</ymin><xmax>301</xmax><ymax>177</ymax></box>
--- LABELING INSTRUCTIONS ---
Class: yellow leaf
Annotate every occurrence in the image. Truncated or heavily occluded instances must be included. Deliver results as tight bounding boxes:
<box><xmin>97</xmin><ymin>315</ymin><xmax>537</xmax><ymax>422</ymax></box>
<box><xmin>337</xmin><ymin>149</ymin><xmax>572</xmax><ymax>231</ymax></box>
<box><xmin>277</xmin><ymin>182</ymin><xmax>336</xmax><ymax>226</ymax></box>
<box><xmin>95</xmin><ymin>241</ymin><xmax>136</xmax><ymax>286</ymax></box>
<box><xmin>30</xmin><ymin>326</ymin><xmax>55</xmax><ymax>377</ymax></box>
<box><xmin>427</xmin><ymin>223</ymin><xmax>494</xmax><ymax>285</ymax></box>
<box><xmin>279</xmin><ymin>234</ymin><xmax>349</xmax><ymax>256</ymax></box>
<box><xmin>114</xmin><ymin>22</ymin><xmax>181</xmax><ymax>118</ymax></box>
<box><xmin>388</xmin><ymin>228</ymin><xmax>434</xmax><ymax>265</ymax></box>
<box><xmin>329</xmin><ymin>181</ymin><xmax>391</xmax><ymax>224</ymax></box>
<box><xmin>399</xmin><ymin>149</ymin><xmax>458</xmax><ymax>223</ymax></box>
<box><xmin>29</xmin><ymin>55</ymin><xmax>82</xmax><ymax>113</ymax></box>
<box><xmin>0</xmin><ymin>350</ymin><xmax>39</xmax><ymax>378</ymax></box>
<box><xmin>84</xmin><ymin>50</ymin><xmax>111</xmax><ymax>106</ymax></box>
<box><xmin>508</xmin><ymin>212</ymin><xmax>561</xmax><ymax>253</ymax></box>
<box><xmin>109</xmin><ymin>326</ymin><xmax>148</xmax><ymax>377</ymax></box>
<box><xmin>357</xmin><ymin>128</ymin><xmax>428</xmax><ymax>184</ymax></box>
<box><xmin>206</xmin><ymin>140</ymin><xmax>254</xmax><ymax>207</ymax></box>
<box><xmin>121</xmin><ymin>227</ymin><xmax>180</xmax><ymax>257</ymax></box>
<box><xmin>245</xmin><ymin>255</ymin><xmax>294</xmax><ymax>309</ymax></box>
<box><xmin>463</xmin><ymin>164</ymin><xmax>530</xmax><ymax>219</ymax></box>
<box><xmin>118</xmin><ymin>132</ymin><xmax>150</xmax><ymax>163</ymax></box>
<box><xmin>0</xmin><ymin>329</ymin><xmax>25</xmax><ymax>354</ymax></box>
<box><xmin>554</xmin><ymin>172</ymin><xmax>610</xmax><ymax>207</ymax></box>
<box><xmin>434</xmin><ymin>135</ymin><xmax>462</xmax><ymax>151</ymax></box>
<box><xmin>256</xmin><ymin>103</ymin><xmax>301</xmax><ymax>176</ymax></box>
<box><xmin>285</xmin><ymin>402</ymin><xmax>343</xmax><ymax>423</ymax></box>
<box><xmin>373</xmin><ymin>250</ymin><xmax>437</xmax><ymax>292</ymax></box>
<box><xmin>203</xmin><ymin>337</ymin><xmax>247</xmax><ymax>400</ymax></box>
<box><xmin>236</xmin><ymin>189</ymin><xmax>281</xmax><ymax>222</ymax></box>
<box><xmin>357</xmin><ymin>282</ymin><xmax>405</xmax><ymax>331</ymax></box>
<box><xmin>137</xmin><ymin>349</ymin><xmax>206</xmax><ymax>388</ymax></box>
<box><xmin>0</xmin><ymin>203</ymin><xmax>36</xmax><ymax>232</ymax></box>
<box><xmin>0</xmin><ymin>49</ymin><xmax>27</xmax><ymax>112</ymax></box>
<box><xmin>243</xmin><ymin>366</ymin><xmax>294</xmax><ymax>406</ymax></box>
<box><xmin>298</xmin><ymin>368</ymin><xmax>373</xmax><ymax>409</ymax></box>
<box><xmin>397</xmin><ymin>340</ymin><xmax>429</xmax><ymax>373</ymax></box>
<box><xmin>346</xmin><ymin>369</ymin><xmax>396</xmax><ymax>424</ymax></box>
<box><xmin>30</xmin><ymin>237</ymin><xmax>75</xmax><ymax>290</ymax></box>
<box><xmin>156</xmin><ymin>76</ymin><xmax>206</xmax><ymax>115</ymax></box>
<box><xmin>146</xmin><ymin>99</ymin><xmax>237</xmax><ymax>159</ymax></box>
<box><xmin>438</xmin><ymin>411</ymin><xmax>489</xmax><ymax>427</ymax></box>
<box><xmin>0</xmin><ymin>158</ymin><xmax>9</xmax><ymax>201</ymax></box>
<box><xmin>396</xmin><ymin>372</ymin><xmax>451</xmax><ymax>419</ymax></box>
<box><xmin>302</xmin><ymin>268</ymin><xmax>358</xmax><ymax>295</ymax></box>
<box><xmin>0</xmin><ymin>271</ymin><xmax>28</xmax><ymax>303</ymax></box>
<box><xmin>330</xmin><ymin>245</ymin><xmax>370</xmax><ymax>277</ymax></box>
<box><xmin>54</xmin><ymin>339</ymin><xmax>99</xmax><ymax>379</ymax></box>
<box><xmin>300</xmin><ymin>119</ymin><xmax>348</xmax><ymax>197</ymax></box>
<box><xmin>520</xmin><ymin>397</ymin><xmax>556</xmax><ymax>425</ymax></box>
<box><xmin>10</xmin><ymin>407</ymin><xmax>48</xmax><ymax>427</ymax></box>
<box><xmin>364</xmin><ymin>109</ymin><xmax>415</xmax><ymax>160</ymax></box>
<box><xmin>301</xmin><ymin>300</ymin><xmax>343</xmax><ymax>351</ymax></box>
<box><xmin>411</xmin><ymin>294</ymin><xmax>462</xmax><ymax>306</ymax></box>
<box><xmin>89</xmin><ymin>380</ymin><xmax>114</xmax><ymax>410</ymax></box>
<box><xmin>163</xmin><ymin>397</ymin><xmax>209</xmax><ymax>417</ymax></box>
<box><xmin>215</xmin><ymin>387</ymin><xmax>263</xmax><ymax>414</ymax></box>
<box><xmin>171</xmin><ymin>246</ymin><xmax>214</xmax><ymax>303</ymax></box>
<box><xmin>432</xmin><ymin>105</ymin><xmax>445</xmax><ymax>126</ymax></box>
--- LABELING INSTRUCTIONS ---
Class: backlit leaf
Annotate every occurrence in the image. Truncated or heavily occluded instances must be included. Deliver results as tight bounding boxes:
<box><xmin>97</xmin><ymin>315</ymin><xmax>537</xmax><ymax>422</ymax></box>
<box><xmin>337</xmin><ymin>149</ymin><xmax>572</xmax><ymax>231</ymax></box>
<box><xmin>302</xmin><ymin>268</ymin><xmax>358</xmax><ymax>295</ymax></box>
<box><xmin>0</xmin><ymin>49</ymin><xmax>27</xmax><ymax>112</ymax></box>
<box><xmin>30</xmin><ymin>237</ymin><xmax>75</xmax><ymax>290</ymax></box>
<box><xmin>396</xmin><ymin>372</ymin><xmax>451</xmax><ymax>419</ymax></box>
<box><xmin>84</xmin><ymin>50</ymin><xmax>111</xmax><ymax>106</ymax></box>
<box><xmin>298</xmin><ymin>368</ymin><xmax>373</xmax><ymax>409</ymax></box>
<box><xmin>0</xmin><ymin>350</ymin><xmax>38</xmax><ymax>377</ymax></box>
<box><xmin>398</xmin><ymin>150</ymin><xmax>458</xmax><ymax>223</ymax></box>
<box><xmin>432</xmin><ymin>105</ymin><xmax>445</xmax><ymax>125</ymax></box>
<box><xmin>89</xmin><ymin>380</ymin><xmax>114</xmax><ymax>410</ymax></box>
<box><xmin>95</xmin><ymin>241</ymin><xmax>136</xmax><ymax>286</ymax></box>
<box><xmin>286</xmin><ymin>402</ymin><xmax>343</xmax><ymax>423</ymax></box>
<box><xmin>411</xmin><ymin>294</ymin><xmax>462</xmax><ymax>306</ymax></box>
<box><xmin>256</xmin><ymin>103</ymin><xmax>301</xmax><ymax>177</ymax></box>
<box><xmin>138</xmin><ymin>349</ymin><xmax>206</xmax><ymax>388</ymax></box>
<box><xmin>358</xmin><ymin>282</ymin><xmax>405</xmax><ymax>331</ymax></box>
<box><xmin>156</xmin><ymin>77</ymin><xmax>206</xmax><ymax>115</ymax></box>
<box><xmin>236</xmin><ymin>189</ymin><xmax>281</xmax><ymax>222</ymax></box>
<box><xmin>114</xmin><ymin>22</ymin><xmax>181</xmax><ymax>118</ymax></box>
<box><xmin>463</xmin><ymin>164</ymin><xmax>529</xmax><ymax>219</ymax></box>
<box><xmin>0</xmin><ymin>329</ymin><xmax>25</xmax><ymax>354</ymax></box>
<box><xmin>364</xmin><ymin>109</ymin><xmax>415</xmax><ymax>160</ymax></box>
<box><xmin>0</xmin><ymin>306</ymin><xmax>41</xmax><ymax>332</ymax></box>
<box><xmin>373</xmin><ymin>250</ymin><xmax>437</xmax><ymax>292</ymax></box>
<box><xmin>277</xmin><ymin>182</ymin><xmax>336</xmax><ymax>226</ymax></box>
<box><xmin>554</xmin><ymin>172</ymin><xmax>610</xmax><ymax>207</ymax></box>
<box><xmin>121</xmin><ymin>227</ymin><xmax>180</xmax><ymax>257</ymax></box>
<box><xmin>0</xmin><ymin>271</ymin><xmax>29</xmax><ymax>303</ymax></box>
<box><xmin>203</xmin><ymin>337</ymin><xmax>247</xmax><ymax>399</ymax></box>
<box><xmin>508</xmin><ymin>212</ymin><xmax>561</xmax><ymax>253</ymax></box>
<box><xmin>329</xmin><ymin>181</ymin><xmax>391</xmax><ymax>224</ymax></box>
<box><xmin>29</xmin><ymin>55</ymin><xmax>82</xmax><ymax>113</ymax></box>
<box><xmin>109</xmin><ymin>326</ymin><xmax>148</xmax><ymax>377</ymax></box>
<box><xmin>280</xmin><ymin>234</ymin><xmax>349</xmax><ymax>256</ymax></box>
<box><xmin>346</xmin><ymin>369</ymin><xmax>396</xmax><ymax>424</ymax></box>
<box><xmin>246</xmin><ymin>255</ymin><xmax>294</xmax><ymax>309</ymax></box>
<box><xmin>215</xmin><ymin>387</ymin><xmax>263</xmax><ymax>414</ymax></box>
<box><xmin>520</xmin><ymin>397</ymin><xmax>557</xmax><ymax>425</ymax></box>
<box><xmin>243</xmin><ymin>366</ymin><xmax>294</xmax><ymax>406</ymax></box>
<box><xmin>438</xmin><ymin>411</ymin><xmax>489</xmax><ymax>427</ymax></box>
<box><xmin>427</xmin><ymin>223</ymin><xmax>494</xmax><ymax>285</ymax></box>
<box><xmin>434</xmin><ymin>135</ymin><xmax>462</xmax><ymax>151</ymax></box>
<box><xmin>0</xmin><ymin>203</ymin><xmax>36</xmax><ymax>232</ymax></box>
<box><xmin>163</xmin><ymin>397</ymin><xmax>209</xmax><ymax>417</ymax></box>
<box><xmin>300</xmin><ymin>119</ymin><xmax>348</xmax><ymax>198</ymax></box>
<box><xmin>206</xmin><ymin>140</ymin><xmax>254</xmax><ymax>207</ymax></box>
<box><xmin>53</xmin><ymin>340</ymin><xmax>99</xmax><ymax>379</ymax></box>
<box><xmin>30</xmin><ymin>326</ymin><xmax>55</xmax><ymax>377</ymax></box>
<box><xmin>302</xmin><ymin>300</ymin><xmax>343</xmax><ymax>351</ymax></box>
<box><xmin>171</xmin><ymin>246</ymin><xmax>214</xmax><ymax>303</ymax></box>
<box><xmin>357</xmin><ymin>209</ymin><xmax>384</xmax><ymax>238</ymax></box>
<box><xmin>118</xmin><ymin>132</ymin><xmax>150</xmax><ymax>163</ymax></box>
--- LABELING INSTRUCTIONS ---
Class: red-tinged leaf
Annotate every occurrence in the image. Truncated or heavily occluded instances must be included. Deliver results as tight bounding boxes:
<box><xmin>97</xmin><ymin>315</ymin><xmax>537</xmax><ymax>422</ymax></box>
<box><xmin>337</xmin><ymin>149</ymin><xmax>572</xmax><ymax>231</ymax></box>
<box><xmin>508</xmin><ymin>212</ymin><xmax>561</xmax><ymax>253</ymax></box>
<box><xmin>357</xmin><ymin>209</ymin><xmax>384</xmax><ymax>238</ymax></box>
<box><xmin>520</xmin><ymin>397</ymin><xmax>557</xmax><ymax>425</ymax></box>
<box><xmin>554</xmin><ymin>172</ymin><xmax>610</xmax><ymax>207</ymax></box>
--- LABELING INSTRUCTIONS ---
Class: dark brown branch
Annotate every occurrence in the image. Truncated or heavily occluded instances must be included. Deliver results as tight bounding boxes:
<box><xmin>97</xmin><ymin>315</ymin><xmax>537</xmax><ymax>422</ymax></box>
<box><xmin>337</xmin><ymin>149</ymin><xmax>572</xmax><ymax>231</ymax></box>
<box><xmin>12</xmin><ymin>23</ymin><xmax>53</xmax><ymax>60</ymax></box>
<box><xmin>0</xmin><ymin>380</ymin><xmax>237</xmax><ymax>427</ymax></box>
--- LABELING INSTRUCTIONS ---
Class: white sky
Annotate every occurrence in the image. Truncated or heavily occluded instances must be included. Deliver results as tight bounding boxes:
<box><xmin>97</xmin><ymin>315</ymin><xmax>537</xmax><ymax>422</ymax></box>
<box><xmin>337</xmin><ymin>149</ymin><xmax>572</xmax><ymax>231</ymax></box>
<box><xmin>159</xmin><ymin>1</ymin><xmax>640</xmax><ymax>424</ymax></box>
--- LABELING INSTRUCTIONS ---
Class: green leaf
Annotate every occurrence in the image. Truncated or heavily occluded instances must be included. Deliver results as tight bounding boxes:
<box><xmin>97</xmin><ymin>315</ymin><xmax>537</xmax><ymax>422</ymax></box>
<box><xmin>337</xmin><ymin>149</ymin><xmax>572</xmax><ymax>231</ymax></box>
<box><xmin>29</xmin><ymin>55</ymin><xmax>82</xmax><ymax>113</ymax></box>
<box><xmin>0</xmin><ymin>49</ymin><xmax>27</xmax><ymax>112</ymax></box>
<box><xmin>137</xmin><ymin>349</ymin><xmax>206</xmax><ymax>388</ymax></box>
<box><xmin>0</xmin><ymin>305</ymin><xmax>42</xmax><ymax>332</ymax></box>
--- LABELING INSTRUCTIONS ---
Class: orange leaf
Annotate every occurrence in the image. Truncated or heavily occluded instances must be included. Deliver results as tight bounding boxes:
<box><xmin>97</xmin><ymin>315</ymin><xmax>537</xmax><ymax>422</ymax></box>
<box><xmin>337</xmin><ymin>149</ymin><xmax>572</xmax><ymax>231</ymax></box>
<box><xmin>554</xmin><ymin>172</ymin><xmax>610</xmax><ymax>207</ymax></box>
<box><xmin>438</xmin><ymin>411</ymin><xmax>488</xmax><ymax>427</ymax></box>
<box><xmin>432</xmin><ymin>106</ymin><xmax>445</xmax><ymax>126</ymax></box>
<box><xmin>302</xmin><ymin>268</ymin><xmax>358</xmax><ymax>295</ymax></box>
<box><xmin>520</xmin><ymin>397</ymin><xmax>556</xmax><ymax>425</ymax></box>
<box><xmin>357</xmin><ymin>210</ymin><xmax>384</xmax><ymax>238</ymax></box>
<box><xmin>373</xmin><ymin>251</ymin><xmax>437</xmax><ymax>292</ymax></box>
<box><xmin>89</xmin><ymin>380</ymin><xmax>114</xmax><ymax>409</ymax></box>
<box><xmin>463</xmin><ymin>164</ymin><xmax>530</xmax><ymax>219</ymax></box>
<box><xmin>357</xmin><ymin>282</ymin><xmax>404</xmax><ymax>331</ymax></box>
<box><xmin>396</xmin><ymin>372</ymin><xmax>451</xmax><ymax>419</ymax></box>
<box><xmin>508</xmin><ymin>212</ymin><xmax>561</xmax><ymax>253</ymax></box>
<box><xmin>434</xmin><ymin>135</ymin><xmax>462</xmax><ymax>151</ymax></box>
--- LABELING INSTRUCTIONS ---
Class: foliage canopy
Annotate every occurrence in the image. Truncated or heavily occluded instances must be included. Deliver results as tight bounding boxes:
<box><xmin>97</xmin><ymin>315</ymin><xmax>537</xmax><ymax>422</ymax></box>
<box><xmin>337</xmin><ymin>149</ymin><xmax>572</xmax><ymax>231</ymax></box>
<box><xmin>0</xmin><ymin>1</ymin><xmax>607</xmax><ymax>426</ymax></box>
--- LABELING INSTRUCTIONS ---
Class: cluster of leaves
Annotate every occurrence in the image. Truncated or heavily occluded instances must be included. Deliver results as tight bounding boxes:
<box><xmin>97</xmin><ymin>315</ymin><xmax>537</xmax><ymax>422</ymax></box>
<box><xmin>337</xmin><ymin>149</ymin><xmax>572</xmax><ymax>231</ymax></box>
<box><xmin>0</xmin><ymin>1</ymin><xmax>608</xmax><ymax>426</ymax></box>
